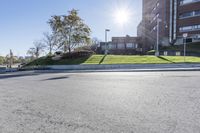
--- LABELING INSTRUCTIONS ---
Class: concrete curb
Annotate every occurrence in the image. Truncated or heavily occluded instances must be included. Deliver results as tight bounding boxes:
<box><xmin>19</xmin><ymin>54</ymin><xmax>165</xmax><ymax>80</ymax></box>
<box><xmin>0</xmin><ymin>64</ymin><xmax>198</xmax><ymax>74</ymax></box>
<box><xmin>0</xmin><ymin>68</ymin><xmax>18</xmax><ymax>74</ymax></box>
<box><xmin>22</xmin><ymin>63</ymin><xmax>200</xmax><ymax>71</ymax></box>
<box><xmin>31</xmin><ymin>67</ymin><xmax>200</xmax><ymax>73</ymax></box>
<box><xmin>1</xmin><ymin>68</ymin><xmax>200</xmax><ymax>75</ymax></box>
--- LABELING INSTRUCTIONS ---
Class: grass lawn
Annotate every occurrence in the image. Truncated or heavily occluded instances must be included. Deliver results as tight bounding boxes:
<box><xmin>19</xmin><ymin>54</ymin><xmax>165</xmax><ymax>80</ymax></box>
<box><xmin>25</xmin><ymin>55</ymin><xmax>200</xmax><ymax>66</ymax></box>
<box><xmin>95</xmin><ymin>55</ymin><xmax>200</xmax><ymax>64</ymax></box>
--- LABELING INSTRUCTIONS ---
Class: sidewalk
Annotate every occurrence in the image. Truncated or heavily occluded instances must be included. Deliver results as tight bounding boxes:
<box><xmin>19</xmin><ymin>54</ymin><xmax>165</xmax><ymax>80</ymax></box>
<box><xmin>1</xmin><ymin>64</ymin><xmax>200</xmax><ymax>75</ymax></box>
<box><xmin>21</xmin><ymin>63</ymin><xmax>200</xmax><ymax>72</ymax></box>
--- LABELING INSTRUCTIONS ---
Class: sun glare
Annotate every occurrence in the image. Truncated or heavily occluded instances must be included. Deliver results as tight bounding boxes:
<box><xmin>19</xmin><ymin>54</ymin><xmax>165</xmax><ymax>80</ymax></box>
<box><xmin>114</xmin><ymin>9</ymin><xmax>130</xmax><ymax>26</ymax></box>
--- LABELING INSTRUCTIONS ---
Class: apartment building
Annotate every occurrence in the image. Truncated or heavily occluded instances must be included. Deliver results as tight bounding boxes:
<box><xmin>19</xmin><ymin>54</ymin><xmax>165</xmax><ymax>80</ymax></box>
<box><xmin>138</xmin><ymin>0</ymin><xmax>200</xmax><ymax>48</ymax></box>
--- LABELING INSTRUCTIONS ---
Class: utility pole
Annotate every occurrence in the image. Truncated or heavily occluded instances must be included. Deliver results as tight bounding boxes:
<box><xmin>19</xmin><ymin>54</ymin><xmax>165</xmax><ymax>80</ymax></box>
<box><xmin>9</xmin><ymin>49</ymin><xmax>13</xmax><ymax>68</ymax></box>
<box><xmin>155</xmin><ymin>18</ymin><xmax>161</xmax><ymax>56</ymax></box>
<box><xmin>183</xmin><ymin>33</ymin><xmax>188</xmax><ymax>63</ymax></box>
<box><xmin>105</xmin><ymin>29</ymin><xmax>110</xmax><ymax>55</ymax></box>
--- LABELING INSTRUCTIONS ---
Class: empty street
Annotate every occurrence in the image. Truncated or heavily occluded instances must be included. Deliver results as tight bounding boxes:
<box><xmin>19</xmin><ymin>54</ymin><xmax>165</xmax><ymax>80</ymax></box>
<box><xmin>0</xmin><ymin>71</ymin><xmax>200</xmax><ymax>133</ymax></box>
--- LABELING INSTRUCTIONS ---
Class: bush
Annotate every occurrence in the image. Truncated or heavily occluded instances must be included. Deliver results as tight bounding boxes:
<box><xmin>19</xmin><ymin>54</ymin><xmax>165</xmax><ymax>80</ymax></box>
<box><xmin>62</xmin><ymin>50</ymin><xmax>94</xmax><ymax>59</ymax></box>
<box><xmin>75</xmin><ymin>46</ymin><xmax>91</xmax><ymax>51</ymax></box>
<box><xmin>54</xmin><ymin>51</ymin><xmax>63</xmax><ymax>56</ymax></box>
<box><xmin>74</xmin><ymin>44</ymin><xmax>99</xmax><ymax>53</ymax></box>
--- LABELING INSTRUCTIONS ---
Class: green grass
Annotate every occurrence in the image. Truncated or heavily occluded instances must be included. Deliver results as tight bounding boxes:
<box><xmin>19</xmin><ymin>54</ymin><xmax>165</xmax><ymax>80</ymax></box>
<box><xmin>84</xmin><ymin>55</ymin><xmax>105</xmax><ymax>64</ymax></box>
<box><xmin>24</xmin><ymin>55</ymin><xmax>200</xmax><ymax>67</ymax></box>
<box><xmin>100</xmin><ymin>55</ymin><xmax>200</xmax><ymax>64</ymax></box>
<box><xmin>26</xmin><ymin>56</ymin><xmax>89</xmax><ymax>66</ymax></box>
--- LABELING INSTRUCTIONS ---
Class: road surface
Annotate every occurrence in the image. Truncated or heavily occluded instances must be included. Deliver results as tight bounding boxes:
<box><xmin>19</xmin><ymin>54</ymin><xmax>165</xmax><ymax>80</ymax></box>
<box><xmin>0</xmin><ymin>71</ymin><xmax>200</xmax><ymax>133</ymax></box>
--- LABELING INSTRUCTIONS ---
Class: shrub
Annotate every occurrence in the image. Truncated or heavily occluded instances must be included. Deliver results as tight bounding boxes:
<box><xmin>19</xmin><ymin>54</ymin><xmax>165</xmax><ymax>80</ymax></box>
<box><xmin>74</xmin><ymin>44</ymin><xmax>99</xmax><ymax>53</ymax></box>
<box><xmin>62</xmin><ymin>50</ymin><xmax>94</xmax><ymax>59</ymax></box>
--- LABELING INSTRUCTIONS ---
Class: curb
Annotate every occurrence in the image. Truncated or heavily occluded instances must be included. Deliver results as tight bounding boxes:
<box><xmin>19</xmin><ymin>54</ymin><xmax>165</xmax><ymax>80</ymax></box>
<box><xmin>22</xmin><ymin>63</ymin><xmax>200</xmax><ymax>71</ymax></box>
<box><xmin>2</xmin><ymin>64</ymin><xmax>200</xmax><ymax>74</ymax></box>
<box><xmin>32</xmin><ymin>68</ymin><xmax>200</xmax><ymax>73</ymax></box>
<box><xmin>0</xmin><ymin>68</ymin><xmax>18</xmax><ymax>74</ymax></box>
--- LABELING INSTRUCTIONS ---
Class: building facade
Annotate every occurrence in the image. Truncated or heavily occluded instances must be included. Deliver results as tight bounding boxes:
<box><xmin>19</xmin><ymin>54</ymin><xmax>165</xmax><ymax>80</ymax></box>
<box><xmin>138</xmin><ymin>0</ymin><xmax>200</xmax><ymax>48</ymax></box>
<box><xmin>99</xmin><ymin>36</ymin><xmax>142</xmax><ymax>55</ymax></box>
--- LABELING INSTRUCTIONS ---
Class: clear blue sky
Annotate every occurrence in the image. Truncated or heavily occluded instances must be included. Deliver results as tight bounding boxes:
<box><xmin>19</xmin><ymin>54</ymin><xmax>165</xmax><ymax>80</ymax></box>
<box><xmin>0</xmin><ymin>0</ymin><xmax>142</xmax><ymax>56</ymax></box>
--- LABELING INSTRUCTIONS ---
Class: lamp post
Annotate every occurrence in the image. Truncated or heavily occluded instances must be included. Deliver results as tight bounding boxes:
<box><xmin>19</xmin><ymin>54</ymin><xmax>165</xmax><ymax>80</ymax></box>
<box><xmin>155</xmin><ymin>18</ymin><xmax>162</xmax><ymax>56</ymax></box>
<box><xmin>9</xmin><ymin>49</ymin><xmax>13</xmax><ymax>68</ymax></box>
<box><xmin>105</xmin><ymin>29</ymin><xmax>110</xmax><ymax>55</ymax></box>
<box><xmin>183</xmin><ymin>33</ymin><xmax>188</xmax><ymax>63</ymax></box>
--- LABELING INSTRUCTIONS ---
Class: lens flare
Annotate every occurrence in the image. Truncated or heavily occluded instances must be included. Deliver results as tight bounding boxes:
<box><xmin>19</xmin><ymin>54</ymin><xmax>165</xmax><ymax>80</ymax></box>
<box><xmin>114</xmin><ymin>8</ymin><xmax>130</xmax><ymax>26</ymax></box>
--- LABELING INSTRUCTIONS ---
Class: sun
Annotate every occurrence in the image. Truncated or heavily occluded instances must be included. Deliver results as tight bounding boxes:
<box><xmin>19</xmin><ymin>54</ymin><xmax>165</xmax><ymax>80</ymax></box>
<box><xmin>114</xmin><ymin>9</ymin><xmax>130</xmax><ymax>26</ymax></box>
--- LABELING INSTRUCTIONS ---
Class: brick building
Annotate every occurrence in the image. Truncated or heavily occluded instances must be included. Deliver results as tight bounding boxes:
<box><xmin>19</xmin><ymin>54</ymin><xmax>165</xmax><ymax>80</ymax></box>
<box><xmin>99</xmin><ymin>35</ymin><xmax>142</xmax><ymax>55</ymax></box>
<box><xmin>138</xmin><ymin>0</ymin><xmax>200</xmax><ymax>49</ymax></box>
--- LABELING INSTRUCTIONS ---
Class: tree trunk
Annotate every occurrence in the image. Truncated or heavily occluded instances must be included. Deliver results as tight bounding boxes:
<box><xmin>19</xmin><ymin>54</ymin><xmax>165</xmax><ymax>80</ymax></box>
<box><xmin>64</xmin><ymin>41</ymin><xmax>67</xmax><ymax>53</ymax></box>
<box><xmin>49</xmin><ymin>46</ymin><xmax>52</xmax><ymax>55</ymax></box>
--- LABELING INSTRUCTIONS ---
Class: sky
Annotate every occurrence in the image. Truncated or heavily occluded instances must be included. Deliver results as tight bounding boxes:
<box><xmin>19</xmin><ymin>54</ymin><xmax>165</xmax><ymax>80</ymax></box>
<box><xmin>0</xmin><ymin>0</ymin><xmax>142</xmax><ymax>56</ymax></box>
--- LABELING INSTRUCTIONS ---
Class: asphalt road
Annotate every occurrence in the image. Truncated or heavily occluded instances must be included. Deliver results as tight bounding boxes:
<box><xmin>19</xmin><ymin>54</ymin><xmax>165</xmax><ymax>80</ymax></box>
<box><xmin>0</xmin><ymin>71</ymin><xmax>200</xmax><ymax>133</ymax></box>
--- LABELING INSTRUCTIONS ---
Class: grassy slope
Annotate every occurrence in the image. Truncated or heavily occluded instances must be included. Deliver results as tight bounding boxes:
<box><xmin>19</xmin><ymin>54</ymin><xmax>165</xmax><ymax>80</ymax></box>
<box><xmin>25</xmin><ymin>55</ymin><xmax>200</xmax><ymax>66</ymax></box>
<box><xmin>101</xmin><ymin>55</ymin><xmax>200</xmax><ymax>64</ymax></box>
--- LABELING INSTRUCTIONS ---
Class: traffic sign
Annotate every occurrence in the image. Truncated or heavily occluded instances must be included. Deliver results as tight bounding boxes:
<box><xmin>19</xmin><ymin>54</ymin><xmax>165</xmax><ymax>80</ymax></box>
<box><xmin>183</xmin><ymin>33</ymin><xmax>188</xmax><ymax>38</ymax></box>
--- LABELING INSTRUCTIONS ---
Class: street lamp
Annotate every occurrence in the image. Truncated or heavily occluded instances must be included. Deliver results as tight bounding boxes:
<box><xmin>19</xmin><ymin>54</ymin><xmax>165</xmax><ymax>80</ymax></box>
<box><xmin>105</xmin><ymin>29</ymin><xmax>110</xmax><ymax>55</ymax></box>
<box><xmin>183</xmin><ymin>33</ymin><xmax>188</xmax><ymax>63</ymax></box>
<box><xmin>9</xmin><ymin>49</ymin><xmax>13</xmax><ymax>68</ymax></box>
<box><xmin>155</xmin><ymin>18</ymin><xmax>162</xmax><ymax>56</ymax></box>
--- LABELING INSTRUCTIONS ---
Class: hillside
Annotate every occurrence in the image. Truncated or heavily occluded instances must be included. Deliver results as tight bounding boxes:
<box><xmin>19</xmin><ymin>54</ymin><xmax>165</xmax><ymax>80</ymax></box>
<box><xmin>25</xmin><ymin>55</ymin><xmax>200</xmax><ymax>66</ymax></box>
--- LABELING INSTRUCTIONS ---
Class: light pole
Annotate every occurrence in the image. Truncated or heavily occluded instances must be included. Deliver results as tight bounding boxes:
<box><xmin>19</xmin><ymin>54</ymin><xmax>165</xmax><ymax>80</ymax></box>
<box><xmin>183</xmin><ymin>33</ymin><xmax>188</xmax><ymax>63</ymax></box>
<box><xmin>9</xmin><ymin>49</ymin><xmax>13</xmax><ymax>68</ymax></box>
<box><xmin>184</xmin><ymin>38</ymin><xmax>186</xmax><ymax>62</ymax></box>
<box><xmin>155</xmin><ymin>18</ymin><xmax>162</xmax><ymax>56</ymax></box>
<box><xmin>105</xmin><ymin>29</ymin><xmax>110</xmax><ymax>55</ymax></box>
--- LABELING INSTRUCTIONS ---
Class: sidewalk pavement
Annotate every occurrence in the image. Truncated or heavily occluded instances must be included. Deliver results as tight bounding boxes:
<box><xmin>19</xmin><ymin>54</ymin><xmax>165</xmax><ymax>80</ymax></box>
<box><xmin>54</xmin><ymin>64</ymin><xmax>199</xmax><ymax>69</ymax></box>
<box><xmin>1</xmin><ymin>64</ymin><xmax>200</xmax><ymax>74</ymax></box>
<box><xmin>19</xmin><ymin>63</ymin><xmax>200</xmax><ymax>73</ymax></box>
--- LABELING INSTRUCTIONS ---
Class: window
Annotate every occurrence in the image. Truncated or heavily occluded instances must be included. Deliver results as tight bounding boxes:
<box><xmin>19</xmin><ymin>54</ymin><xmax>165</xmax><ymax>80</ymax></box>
<box><xmin>126</xmin><ymin>43</ymin><xmax>133</xmax><ymax>49</ymax></box>
<box><xmin>195</xmin><ymin>10</ymin><xmax>200</xmax><ymax>15</ymax></box>
<box><xmin>179</xmin><ymin>10</ymin><xmax>200</xmax><ymax>19</ymax></box>
<box><xmin>180</xmin><ymin>24</ymin><xmax>200</xmax><ymax>32</ymax></box>
<box><xmin>156</xmin><ymin>2</ymin><xmax>160</xmax><ymax>7</ymax></box>
<box><xmin>180</xmin><ymin>12</ymin><xmax>193</xmax><ymax>18</ymax></box>
<box><xmin>135</xmin><ymin>44</ymin><xmax>138</xmax><ymax>49</ymax></box>
<box><xmin>151</xmin><ymin>14</ymin><xmax>159</xmax><ymax>23</ymax></box>
<box><xmin>180</xmin><ymin>0</ymin><xmax>200</xmax><ymax>5</ymax></box>
<box><xmin>117</xmin><ymin>43</ymin><xmax>125</xmax><ymax>49</ymax></box>
<box><xmin>151</xmin><ymin>2</ymin><xmax>160</xmax><ymax>13</ymax></box>
<box><xmin>108</xmin><ymin>44</ymin><xmax>116</xmax><ymax>49</ymax></box>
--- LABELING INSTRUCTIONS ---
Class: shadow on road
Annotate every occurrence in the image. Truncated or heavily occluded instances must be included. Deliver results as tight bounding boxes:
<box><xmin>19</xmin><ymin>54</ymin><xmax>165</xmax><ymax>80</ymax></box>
<box><xmin>42</xmin><ymin>76</ymin><xmax>69</xmax><ymax>81</ymax></box>
<box><xmin>0</xmin><ymin>73</ymin><xmax>40</xmax><ymax>80</ymax></box>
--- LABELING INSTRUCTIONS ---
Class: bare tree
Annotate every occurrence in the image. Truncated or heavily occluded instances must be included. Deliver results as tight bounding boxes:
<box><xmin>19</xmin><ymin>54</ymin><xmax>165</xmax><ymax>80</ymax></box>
<box><xmin>91</xmin><ymin>37</ymin><xmax>100</xmax><ymax>46</ymax></box>
<box><xmin>90</xmin><ymin>37</ymin><xmax>100</xmax><ymax>52</ymax></box>
<box><xmin>0</xmin><ymin>56</ymin><xmax>4</xmax><ymax>65</ymax></box>
<box><xmin>43</xmin><ymin>32</ymin><xmax>58</xmax><ymax>56</ymax></box>
<box><xmin>27</xmin><ymin>40</ymin><xmax>46</xmax><ymax>59</ymax></box>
